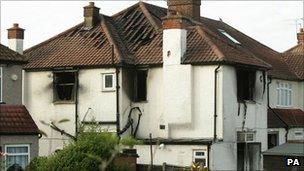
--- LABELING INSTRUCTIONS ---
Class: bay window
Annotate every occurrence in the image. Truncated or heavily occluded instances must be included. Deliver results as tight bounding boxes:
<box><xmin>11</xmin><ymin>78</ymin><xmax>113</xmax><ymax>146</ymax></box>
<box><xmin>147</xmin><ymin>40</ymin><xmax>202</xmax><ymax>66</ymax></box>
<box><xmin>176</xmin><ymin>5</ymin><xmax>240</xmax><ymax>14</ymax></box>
<box><xmin>5</xmin><ymin>145</ymin><xmax>30</xmax><ymax>169</ymax></box>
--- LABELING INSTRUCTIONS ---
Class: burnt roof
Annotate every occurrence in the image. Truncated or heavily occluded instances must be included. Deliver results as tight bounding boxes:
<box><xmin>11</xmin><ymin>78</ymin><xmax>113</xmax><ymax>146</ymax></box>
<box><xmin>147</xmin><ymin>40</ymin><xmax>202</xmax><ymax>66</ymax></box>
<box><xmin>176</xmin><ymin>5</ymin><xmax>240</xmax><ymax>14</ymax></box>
<box><xmin>268</xmin><ymin>108</ymin><xmax>304</xmax><ymax>128</ymax></box>
<box><xmin>0</xmin><ymin>44</ymin><xmax>27</xmax><ymax>63</ymax></box>
<box><xmin>0</xmin><ymin>104</ymin><xmax>39</xmax><ymax>135</ymax></box>
<box><xmin>25</xmin><ymin>2</ymin><xmax>296</xmax><ymax>76</ymax></box>
<box><xmin>282</xmin><ymin>44</ymin><xmax>304</xmax><ymax>80</ymax></box>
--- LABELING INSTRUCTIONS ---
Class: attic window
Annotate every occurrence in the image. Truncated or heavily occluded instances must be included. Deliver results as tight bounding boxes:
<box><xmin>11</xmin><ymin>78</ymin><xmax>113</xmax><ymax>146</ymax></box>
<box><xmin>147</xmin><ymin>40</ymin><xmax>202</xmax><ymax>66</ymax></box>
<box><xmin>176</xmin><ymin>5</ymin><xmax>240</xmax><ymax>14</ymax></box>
<box><xmin>236</xmin><ymin>69</ymin><xmax>256</xmax><ymax>102</ymax></box>
<box><xmin>53</xmin><ymin>71</ymin><xmax>77</xmax><ymax>103</ymax></box>
<box><xmin>218</xmin><ymin>29</ymin><xmax>241</xmax><ymax>44</ymax></box>
<box><xmin>134</xmin><ymin>70</ymin><xmax>147</xmax><ymax>102</ymax></box>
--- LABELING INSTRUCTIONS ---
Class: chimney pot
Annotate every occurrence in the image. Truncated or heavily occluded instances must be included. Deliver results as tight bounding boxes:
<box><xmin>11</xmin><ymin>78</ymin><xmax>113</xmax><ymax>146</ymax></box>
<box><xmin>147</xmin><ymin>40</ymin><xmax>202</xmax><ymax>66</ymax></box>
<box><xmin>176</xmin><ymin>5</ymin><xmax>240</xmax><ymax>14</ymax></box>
<box><xmin>297</xmin><ymin>28</ymin><xmax>304</xmax><ymax>45</ymax></box>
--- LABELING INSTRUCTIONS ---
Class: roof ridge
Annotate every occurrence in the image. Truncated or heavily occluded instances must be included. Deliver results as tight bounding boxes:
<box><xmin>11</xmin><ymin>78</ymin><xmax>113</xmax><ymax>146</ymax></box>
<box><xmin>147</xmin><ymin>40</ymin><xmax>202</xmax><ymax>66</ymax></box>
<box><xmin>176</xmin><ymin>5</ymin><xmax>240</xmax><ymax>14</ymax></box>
<box><xmin>139</xmin><ymin>2</ymin><xmax>160</xmax><ymax>31</ymax></box>
<box><xmin>24</xmin><ymin>23</ymin><xmax>83</xmax><ymax>54</ymax></box>
<box><xmin>111</xmin><ymin>2</ymin><xmax>140</xmax><ymax>18</ymax></box>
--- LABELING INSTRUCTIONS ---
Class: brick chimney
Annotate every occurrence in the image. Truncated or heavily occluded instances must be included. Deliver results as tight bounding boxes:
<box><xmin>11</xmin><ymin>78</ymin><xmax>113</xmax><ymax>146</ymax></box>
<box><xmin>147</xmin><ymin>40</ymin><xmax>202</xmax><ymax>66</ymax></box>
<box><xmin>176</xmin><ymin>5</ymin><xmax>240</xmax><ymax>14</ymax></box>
<box><xmin>167</xmin><ymin>0</ymin><xmax>201</xmax><ymax>21</ymax></box>
<box><xmin>83</xmin><ymin>2</ymin><xmax>100</xmax><ymax>28</ymax></box>
<box><xmin>297</xmin><ymin>28</ymin><xmax>304</xmax><ymax>45</ymax></box>
<box><xmin>7</xmin><ymin>23</ymin><xmax>24</xmax><ymax>54</ymax></box>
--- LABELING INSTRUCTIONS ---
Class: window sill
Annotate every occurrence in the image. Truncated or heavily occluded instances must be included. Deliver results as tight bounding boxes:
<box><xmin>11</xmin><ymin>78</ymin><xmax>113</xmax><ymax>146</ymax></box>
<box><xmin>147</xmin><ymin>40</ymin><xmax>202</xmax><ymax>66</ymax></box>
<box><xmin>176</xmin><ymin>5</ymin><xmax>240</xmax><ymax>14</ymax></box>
<box><xmin>53</xmin><ymin>101</ymin><xmax>75</xmax><ymax>105</ymax></box>
<box><xmin>102</xmin><ymin>89</ymin><xmax>116</xmax><ymax>92</ymax></box>
<box><xmin>238</xmin><ymin>100</ymin><xmax>256</xmax><ymax>104</ymax></box>
<box><xmin>132</xmin><ymin>100</ymin><xmax>148</xmax><ymax>104</ymax></box>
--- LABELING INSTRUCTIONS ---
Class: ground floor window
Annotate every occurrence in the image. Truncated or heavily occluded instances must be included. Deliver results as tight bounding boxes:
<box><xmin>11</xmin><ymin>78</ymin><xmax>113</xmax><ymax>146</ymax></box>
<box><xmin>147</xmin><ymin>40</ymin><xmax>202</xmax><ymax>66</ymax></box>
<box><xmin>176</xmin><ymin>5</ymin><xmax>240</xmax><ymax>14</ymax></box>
<box><xmin>268</xmin><ymin>133</ymin><xmax>278</xmax><ymax>149</ymax></box>
<box><xmin>5</xmin><ymin>144</ymin><xmax>30</xmax><ymax>169</ymax></box>
<box><xmin>193</xmin><ymin>150</ymin><xmax>207</xmax><ymax>167</ymax></box>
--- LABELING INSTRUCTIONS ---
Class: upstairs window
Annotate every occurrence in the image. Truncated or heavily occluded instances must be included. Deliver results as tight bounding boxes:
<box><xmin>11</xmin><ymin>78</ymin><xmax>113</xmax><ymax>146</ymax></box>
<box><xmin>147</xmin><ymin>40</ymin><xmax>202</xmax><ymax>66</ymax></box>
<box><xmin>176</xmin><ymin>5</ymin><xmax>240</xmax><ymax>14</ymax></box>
<box><xmin>0</xmin><ymin>67</ymin><xmax>2</xmax><ymax>102</ymax></box>
<box><xmin>53</xmin><ymin>71</ymin><xmax>76</xmax><ymax>102</ymax></box>
<box><xmin>134</xmin><ymin>70</ymin><xmax>147</xmax><ymax>102</ymax></box>
<box><xmin>237</xmin><ymin>69</ymin><xmax>256</xmax><ymax>102</ymax></box>
<box><xmin>102</xmin><ymin>73</ymin><xmax>115</xmax><ymax>91</ymax></box>
<box><xmin>276</xmin><ymin>82</ymin><xmax>292</xmax><ymax>107</ymax></box>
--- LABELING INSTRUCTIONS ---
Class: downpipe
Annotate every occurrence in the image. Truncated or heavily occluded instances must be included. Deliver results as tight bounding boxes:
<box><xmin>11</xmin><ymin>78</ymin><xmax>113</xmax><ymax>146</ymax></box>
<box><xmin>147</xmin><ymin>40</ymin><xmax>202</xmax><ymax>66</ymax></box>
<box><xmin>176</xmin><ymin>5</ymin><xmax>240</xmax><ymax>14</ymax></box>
<box><xmin>214</xmin><ymin>64</ymin><xmax>220</xmax><ymax>142</ymax></box>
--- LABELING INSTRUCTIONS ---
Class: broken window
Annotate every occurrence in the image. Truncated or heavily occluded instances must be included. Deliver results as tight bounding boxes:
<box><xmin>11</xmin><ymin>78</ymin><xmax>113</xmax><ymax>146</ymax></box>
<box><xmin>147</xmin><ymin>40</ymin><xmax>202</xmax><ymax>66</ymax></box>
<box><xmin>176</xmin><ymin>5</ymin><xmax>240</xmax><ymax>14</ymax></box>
<box><xmin>134</xmin><ymin>70</ymin><xmax>147</xmax><ymax>102</ymax></box>
<box><xmin>237</xmin><ymin>69</ymin><xmax>256</xmax><ymax>102</ymax></box>
<box><xmin>53</xmin><ymin>71</ymin><xmax>76</xmax><ymax>102</ymax></box>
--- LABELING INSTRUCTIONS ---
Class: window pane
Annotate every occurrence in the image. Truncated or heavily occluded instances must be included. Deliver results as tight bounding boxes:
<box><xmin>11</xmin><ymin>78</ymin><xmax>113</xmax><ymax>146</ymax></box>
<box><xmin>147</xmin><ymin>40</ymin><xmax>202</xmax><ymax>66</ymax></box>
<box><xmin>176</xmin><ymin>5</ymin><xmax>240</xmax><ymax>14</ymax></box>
<box><xmin>6</xmin><ymin>155</ymin><xmax>28</xmax><ymax>169</ymax></box>
<box><xmin>105</xmin><ymin>75</ymin><xmax>113</xmax><ymax>88</ymax></box>
<box><xmin>7</xmin><ymin>146</ymin><xmax>28</xmax><ymax>153</ymax></box>
<box><xmin>195</xmin><ymin>152</ymin><xmax>205</xmax><ymax>156</ymax></box>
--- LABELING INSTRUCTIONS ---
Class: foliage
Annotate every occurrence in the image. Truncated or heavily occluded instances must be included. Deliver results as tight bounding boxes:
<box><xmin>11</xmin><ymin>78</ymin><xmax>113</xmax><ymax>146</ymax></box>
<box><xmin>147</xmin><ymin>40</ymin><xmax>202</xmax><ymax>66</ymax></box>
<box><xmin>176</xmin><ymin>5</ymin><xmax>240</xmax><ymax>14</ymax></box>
<box><xmin>120</xmin><ymin>135</ymin><xmax>142</xmax><ymax>148</ymax></box>
<box><xmin>26</xmin><ymin>132</ymin><xmax>121</xmax><ymax>171</ymax></box>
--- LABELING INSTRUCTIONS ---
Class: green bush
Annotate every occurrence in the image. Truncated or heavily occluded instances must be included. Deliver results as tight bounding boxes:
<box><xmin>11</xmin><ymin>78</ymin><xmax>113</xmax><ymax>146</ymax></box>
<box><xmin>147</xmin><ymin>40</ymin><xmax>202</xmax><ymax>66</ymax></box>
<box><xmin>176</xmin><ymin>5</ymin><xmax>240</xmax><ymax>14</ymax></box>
<box><xmin>26</xmin><ymin>132</ymin><xmax>120</xmax><ymax>171</ymax></box>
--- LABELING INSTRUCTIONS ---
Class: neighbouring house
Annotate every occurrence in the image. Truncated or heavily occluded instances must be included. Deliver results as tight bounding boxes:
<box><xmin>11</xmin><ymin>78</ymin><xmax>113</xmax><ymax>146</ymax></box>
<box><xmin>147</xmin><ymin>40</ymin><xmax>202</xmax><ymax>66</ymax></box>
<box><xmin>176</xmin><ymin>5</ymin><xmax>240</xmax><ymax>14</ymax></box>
<box><xmin>22</xmin><ymin>1</ymin><xmax>301</xmax><ymax>170</ymax></box>
<box><xmin>0</xmin><ymin>24</ymin><xmax>40</xmax><ymax>170</ymax></box>
<box><xmin>0</xmin><ymin>24</ymin><xmax>27</xmax><ymax>105</ymax></box>
<box><xmin>0</xmin><ymin>105</ymin><xmax>40</xmax><ymax>170</ymax></box>
<box><xmin>263</xmin><ymin>28</ymin><xmax>304</xmax><ymax>171</ymax></box>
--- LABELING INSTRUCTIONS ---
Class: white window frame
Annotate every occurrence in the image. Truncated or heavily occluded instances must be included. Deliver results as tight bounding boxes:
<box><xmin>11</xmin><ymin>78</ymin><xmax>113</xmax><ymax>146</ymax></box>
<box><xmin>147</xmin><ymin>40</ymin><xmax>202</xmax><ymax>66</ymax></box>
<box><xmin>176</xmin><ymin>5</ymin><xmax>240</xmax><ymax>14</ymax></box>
<box><xmin>276</xmin><ymin>82</ymin><xmax>292</xmax><ymax>107</ymax></box>
<box><xmin>0</xmin><ymin>67</ymin><xmax>2</xmax><ymax>102</ymax></box>
<box><xmin>102</xmin><ymin>73</ymin><xmax>115</xmax><ymax>92</ymax></box>
<box><xmin>193</xmin><ymin>149</ymin><xmax>208</xmax><ymax>167</ymax></box>
<box><xmin>5</xmin><ymin>144</ymin><xmax>30</xmax><ymax>169</ymax></box>
<box><xmin>294</xmin><ymin>131</ymin><xmax>303</xmax><ymax>139</ymax></box>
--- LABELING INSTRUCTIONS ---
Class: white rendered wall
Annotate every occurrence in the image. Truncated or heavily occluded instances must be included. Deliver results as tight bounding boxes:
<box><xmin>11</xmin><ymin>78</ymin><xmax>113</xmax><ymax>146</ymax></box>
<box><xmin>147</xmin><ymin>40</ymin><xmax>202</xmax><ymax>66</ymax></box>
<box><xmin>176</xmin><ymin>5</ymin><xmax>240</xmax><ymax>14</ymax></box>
<box><xmin>8</xmin><ymin>39</ymin><xmax>23</xmax><ymax>54</ymax></box>
<box><xmin>130</xmin><ymin>65</ymin><xmax>222</xmax><ymax>140</ymax></box>
<box><xmin>136</xmin><ymin>144</ymin><xmax>208</xmax><ymax>167</ymax></box>
<box><xmin>162</xmin><ymin>28</ymin><xmax>193</xmax><ymax>125</ymax></box>
<box><xmin>269</xmin><ymin>79</ymin><xmax>304</xmax><ymax>110</ymax></box>
<box><xmin>24</xmin><ymin>68</ymin><xmax>118</xmax><ymax>156</ymax></box>
<box><xmin>221</xmin><ymin>66</ymin><xmax>268</xmax><ymax>150</ymax></box>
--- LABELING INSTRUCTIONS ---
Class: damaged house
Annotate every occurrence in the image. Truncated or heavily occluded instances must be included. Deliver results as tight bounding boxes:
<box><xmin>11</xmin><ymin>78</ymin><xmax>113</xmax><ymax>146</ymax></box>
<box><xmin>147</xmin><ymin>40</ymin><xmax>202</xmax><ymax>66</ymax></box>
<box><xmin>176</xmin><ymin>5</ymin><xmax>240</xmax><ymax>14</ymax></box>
<box><xmin>21</xmin><ymin>1</ymin><xmax>302</xmax><ymax>170</ymax></box>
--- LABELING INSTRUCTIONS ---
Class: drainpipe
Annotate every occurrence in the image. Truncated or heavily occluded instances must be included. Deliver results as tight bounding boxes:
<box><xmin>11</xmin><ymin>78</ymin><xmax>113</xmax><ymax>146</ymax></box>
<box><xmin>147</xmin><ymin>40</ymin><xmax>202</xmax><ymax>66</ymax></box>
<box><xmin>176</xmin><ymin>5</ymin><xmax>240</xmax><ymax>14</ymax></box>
<box><xmin>112</xmin><ymin>45</ymin><xmax>121</xmax><ymax>136</ymax></box>
<box><xmin>75</xmin><ymin>70</ymin><xmax>79</xmax><ymax>138</ymax></box>
<box><xmin>267</xmin><ymin>77</ymin><xmax>289</xmax><ymax>142</ymax></box>
<box><xmin>214</xmin><ymin>64</ymin><xmax>220</xmax><ymax>142</ymax></box>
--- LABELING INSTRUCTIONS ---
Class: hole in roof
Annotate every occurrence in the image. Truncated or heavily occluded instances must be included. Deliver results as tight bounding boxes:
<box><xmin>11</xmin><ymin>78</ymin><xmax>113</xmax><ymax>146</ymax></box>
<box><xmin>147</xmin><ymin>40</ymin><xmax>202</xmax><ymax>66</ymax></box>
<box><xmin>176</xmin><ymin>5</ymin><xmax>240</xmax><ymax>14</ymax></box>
<box><xmin>218</xmin><ymin>29</ymin><xmax>241</xmax><ymax>44</ymax></box>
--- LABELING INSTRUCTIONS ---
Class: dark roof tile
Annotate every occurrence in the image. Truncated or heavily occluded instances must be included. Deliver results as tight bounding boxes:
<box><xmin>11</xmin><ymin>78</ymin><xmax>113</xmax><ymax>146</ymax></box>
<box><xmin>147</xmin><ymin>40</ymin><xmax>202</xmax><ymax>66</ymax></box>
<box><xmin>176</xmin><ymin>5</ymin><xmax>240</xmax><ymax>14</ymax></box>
<box><xmin>0</xmin><ymin>104</ymin><xmax>39</xmax><ymax>134</ymax></box>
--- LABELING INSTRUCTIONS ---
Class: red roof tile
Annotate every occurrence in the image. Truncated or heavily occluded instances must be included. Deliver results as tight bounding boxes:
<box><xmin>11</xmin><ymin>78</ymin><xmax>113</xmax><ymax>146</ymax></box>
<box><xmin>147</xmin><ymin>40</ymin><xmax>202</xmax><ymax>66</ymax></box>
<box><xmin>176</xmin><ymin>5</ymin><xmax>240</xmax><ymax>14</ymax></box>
<box><xmin>268</xmin><ymin>108</ymin><xmax>304</xmax><ymax>128</ymax></box>
<box><xmin>282</xmin><ymin>44</ymin><xmax>304</xmax><ymax>80</ymax></box>
<box><xmin>0</xmin><ymin>104</ymin><xmax>39</xmax><ymax>135</ymax></box>
<box><xmin>24</xmin><ymin>2</ymin><xmax>296</xmax><ymax>74</ymax></box>
<box><xmin>0</xmin><ymin>44</ymin><xmax>27</xmax><ymax>63</ymax></box>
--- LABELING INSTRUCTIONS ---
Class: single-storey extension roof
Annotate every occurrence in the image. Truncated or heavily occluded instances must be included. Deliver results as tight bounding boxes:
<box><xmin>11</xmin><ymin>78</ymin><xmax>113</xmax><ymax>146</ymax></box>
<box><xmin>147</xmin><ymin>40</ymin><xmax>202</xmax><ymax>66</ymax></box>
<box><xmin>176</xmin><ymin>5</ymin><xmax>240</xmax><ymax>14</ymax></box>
<box><xmin>0</xmin><ymin>104</ymin><xmax>39</xmax><ymax>135</ymax></box>
<box><xmin>263</xmin><ymin>142</ymin><xmax>304</xmax><ymax>156</ymax></box>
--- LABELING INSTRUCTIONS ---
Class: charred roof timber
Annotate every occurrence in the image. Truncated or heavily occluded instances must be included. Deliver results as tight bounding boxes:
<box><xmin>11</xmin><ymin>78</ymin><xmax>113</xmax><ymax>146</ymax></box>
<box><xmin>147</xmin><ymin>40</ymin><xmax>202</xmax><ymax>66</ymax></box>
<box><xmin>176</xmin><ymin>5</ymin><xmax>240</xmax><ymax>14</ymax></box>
<box><xmin>167</xmin><ymin>0</ymin><xmax>201</xmax><ymax>21</ymax></box>
<box><xmin>83</xmin><ymin>2</ymin><xmax>100</xmax><ymax>28</ymax></box>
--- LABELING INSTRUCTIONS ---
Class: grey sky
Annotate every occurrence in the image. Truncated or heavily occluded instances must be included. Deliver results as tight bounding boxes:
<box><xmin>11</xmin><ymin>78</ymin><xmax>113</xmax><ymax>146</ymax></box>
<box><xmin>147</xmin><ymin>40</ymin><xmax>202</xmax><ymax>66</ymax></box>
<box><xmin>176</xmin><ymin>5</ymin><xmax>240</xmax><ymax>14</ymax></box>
<box><xmin>0</xmin><ymin>1</ymin><xmax>303</xmax><ymax>52</ymax></box>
